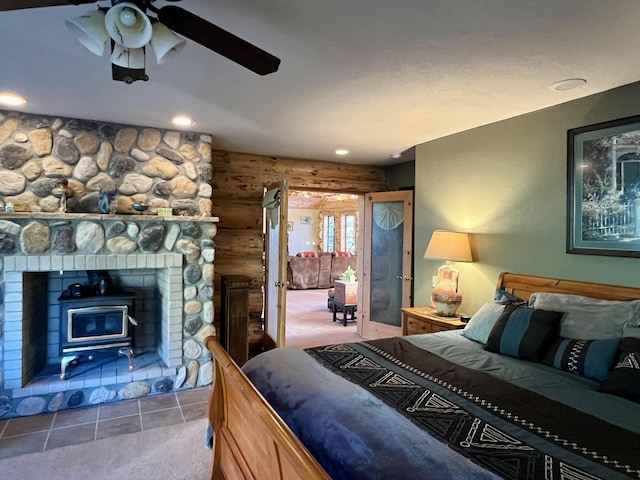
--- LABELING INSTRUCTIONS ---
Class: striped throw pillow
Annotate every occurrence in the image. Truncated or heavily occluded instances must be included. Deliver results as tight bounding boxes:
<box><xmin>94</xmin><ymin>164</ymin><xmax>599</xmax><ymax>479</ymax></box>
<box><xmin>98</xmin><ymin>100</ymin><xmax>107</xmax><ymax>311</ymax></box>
<box><xmin>484</xmin><ymin>305</ymin><xmax>562</xmax><ymax>362</ymax></box>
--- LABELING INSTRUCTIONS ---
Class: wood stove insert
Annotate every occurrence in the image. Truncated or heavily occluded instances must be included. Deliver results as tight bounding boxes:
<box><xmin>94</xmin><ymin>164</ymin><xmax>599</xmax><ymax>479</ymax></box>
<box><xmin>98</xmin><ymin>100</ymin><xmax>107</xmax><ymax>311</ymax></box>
<box><xmin>58</xmin><ymin>293</ymin><xmax>137</xmax><ymax>380</ymax></box>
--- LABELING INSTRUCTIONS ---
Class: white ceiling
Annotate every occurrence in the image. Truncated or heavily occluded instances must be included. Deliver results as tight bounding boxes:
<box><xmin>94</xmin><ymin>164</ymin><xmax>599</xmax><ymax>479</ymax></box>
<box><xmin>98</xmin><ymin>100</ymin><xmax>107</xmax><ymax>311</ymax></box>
<box><xmin>1</xmin><ymin>1</ymin><xmax>639</xmax><ymax>165</ymax></box>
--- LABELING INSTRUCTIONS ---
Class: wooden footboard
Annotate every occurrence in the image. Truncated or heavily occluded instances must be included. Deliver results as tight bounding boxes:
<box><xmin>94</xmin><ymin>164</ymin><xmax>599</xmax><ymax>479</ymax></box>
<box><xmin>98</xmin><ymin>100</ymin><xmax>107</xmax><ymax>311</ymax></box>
<box><xmin>205</xmin><ymin>336</ymin><xmax>330</xmax><ymax>480</ymax></box>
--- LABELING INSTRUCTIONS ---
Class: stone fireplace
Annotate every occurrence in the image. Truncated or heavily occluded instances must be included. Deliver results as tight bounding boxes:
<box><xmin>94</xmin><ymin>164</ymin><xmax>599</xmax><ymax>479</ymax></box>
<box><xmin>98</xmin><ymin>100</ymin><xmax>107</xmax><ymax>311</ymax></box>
<box><xmin>0</xmin><ymin>110</ymin><xmax>218</xmax><ymax>418</ymax></box>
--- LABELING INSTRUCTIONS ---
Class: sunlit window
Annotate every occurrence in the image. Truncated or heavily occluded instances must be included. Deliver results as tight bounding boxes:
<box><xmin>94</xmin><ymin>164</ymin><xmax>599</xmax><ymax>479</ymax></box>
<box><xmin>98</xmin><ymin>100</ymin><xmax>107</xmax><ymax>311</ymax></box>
<box><xmin>323</xmin><ymin>215</ymin><xmax>335</xmax><ymax>252</ymax></box>
<box><xmin>343</xmin><ymin>214</ymin><xmax>356</xmax><ymax>254</ymax></box>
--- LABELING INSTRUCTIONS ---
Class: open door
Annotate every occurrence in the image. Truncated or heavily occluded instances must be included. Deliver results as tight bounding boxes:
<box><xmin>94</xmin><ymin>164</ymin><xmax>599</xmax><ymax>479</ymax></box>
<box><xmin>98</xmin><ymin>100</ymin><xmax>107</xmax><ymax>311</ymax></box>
<box><xmin>360</xmin><ymin>191</ymin><xmax>413</xmax><ymax>339</ymax></box>
<box><xmin>263</xmin><ymin>180</ymin><xmax>289</xmax><ymax>348</ymax></box>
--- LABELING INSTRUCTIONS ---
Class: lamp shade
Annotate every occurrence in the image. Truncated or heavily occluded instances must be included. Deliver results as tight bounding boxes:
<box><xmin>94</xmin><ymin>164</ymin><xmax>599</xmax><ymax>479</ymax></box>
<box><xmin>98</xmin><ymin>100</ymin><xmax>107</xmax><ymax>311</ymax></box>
<box><xmin>105</xmin><ymin>2</ymin><xmax>153</xmax><ymax>48</ymax></box>
<box><xmin>65</xmin><ymin>10</ymin><xmax>109</xmax><ymax>56</ymax></box>
<box><xmin>424</xmin><ymin>230</ymin><xmax>472</xmax><ymax>262</ymax></box>
<box><xmin>150</xmin><ymin>22</ymin><xmax>186</xmax><ymax>65</ymax></box>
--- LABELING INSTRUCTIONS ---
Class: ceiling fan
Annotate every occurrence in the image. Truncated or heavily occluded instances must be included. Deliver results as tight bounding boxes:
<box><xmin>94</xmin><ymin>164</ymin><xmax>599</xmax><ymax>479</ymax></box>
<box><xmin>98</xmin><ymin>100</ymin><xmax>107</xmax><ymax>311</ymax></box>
<box><xmin>0</xmin><ymin>0</ymin><xmax>281</xmax><ymax>83</ymax></box>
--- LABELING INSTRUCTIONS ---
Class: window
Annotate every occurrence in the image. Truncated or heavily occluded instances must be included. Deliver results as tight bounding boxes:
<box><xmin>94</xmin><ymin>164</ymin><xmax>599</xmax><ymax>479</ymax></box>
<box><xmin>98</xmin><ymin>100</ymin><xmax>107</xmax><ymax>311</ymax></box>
<box><xmin>323</xmin><ymin>215</ymin><xmax>335</xmax><ymax>252</ymax></box>
<box><xmin>343</xmin><ymin>214</ymin><xmax>356</xmax><ymax>254</ymax></box>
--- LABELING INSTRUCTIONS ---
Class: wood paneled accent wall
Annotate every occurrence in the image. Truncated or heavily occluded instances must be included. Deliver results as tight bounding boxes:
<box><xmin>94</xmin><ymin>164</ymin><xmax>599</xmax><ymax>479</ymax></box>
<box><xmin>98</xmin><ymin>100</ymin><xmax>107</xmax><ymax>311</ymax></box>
<box><xmin>211</xmin><ymin>150</ymin><xmax>389</xmax><ymax>352</ymax></box>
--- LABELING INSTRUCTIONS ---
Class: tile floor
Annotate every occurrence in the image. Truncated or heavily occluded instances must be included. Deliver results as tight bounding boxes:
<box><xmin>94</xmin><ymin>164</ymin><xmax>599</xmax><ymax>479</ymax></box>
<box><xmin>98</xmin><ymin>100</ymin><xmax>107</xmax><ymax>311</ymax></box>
<box><xmin>0</xmin><ymin>386</ymin><xmax>210</xmax><ymax>460</ymax></box>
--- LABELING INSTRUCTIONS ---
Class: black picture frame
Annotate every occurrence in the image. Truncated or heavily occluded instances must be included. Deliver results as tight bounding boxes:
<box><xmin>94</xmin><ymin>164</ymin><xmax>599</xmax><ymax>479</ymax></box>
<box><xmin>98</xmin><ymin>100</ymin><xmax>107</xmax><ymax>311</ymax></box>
<box><xmin>568</xmin><ymin>114</ymin><xmax>640</xmax><ymax>257</ymax></box>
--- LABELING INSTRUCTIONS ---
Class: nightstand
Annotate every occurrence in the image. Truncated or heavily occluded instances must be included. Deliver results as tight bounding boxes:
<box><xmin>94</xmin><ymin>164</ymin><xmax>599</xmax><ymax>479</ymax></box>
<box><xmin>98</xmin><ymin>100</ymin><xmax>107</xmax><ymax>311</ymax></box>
<box><xmin>401</xmin><ymin>307</ymin><xmax>466</xmax><ymax>336</ymax></box>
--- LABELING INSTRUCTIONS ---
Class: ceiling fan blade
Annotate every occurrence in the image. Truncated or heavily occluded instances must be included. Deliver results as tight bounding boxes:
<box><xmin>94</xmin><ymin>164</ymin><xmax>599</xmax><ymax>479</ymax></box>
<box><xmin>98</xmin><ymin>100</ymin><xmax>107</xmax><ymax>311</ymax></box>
<box><xmin>0</xmin><ymin>0</ymin><xmax>96</xmax><ymax>11</ymax></box>
<box><xmin>157</xmin><ymin>5</ymin><xmax>280</xmax><ymax>76</ymax></box>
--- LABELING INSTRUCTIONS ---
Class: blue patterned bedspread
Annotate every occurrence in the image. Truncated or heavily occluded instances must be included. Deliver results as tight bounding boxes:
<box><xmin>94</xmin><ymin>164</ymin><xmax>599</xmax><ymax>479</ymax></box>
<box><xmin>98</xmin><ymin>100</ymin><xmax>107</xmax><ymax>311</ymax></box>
<box><xmin>242</xmin><ymin>337</ymin><xmax>640</xmax><ymax>480</ymax></box>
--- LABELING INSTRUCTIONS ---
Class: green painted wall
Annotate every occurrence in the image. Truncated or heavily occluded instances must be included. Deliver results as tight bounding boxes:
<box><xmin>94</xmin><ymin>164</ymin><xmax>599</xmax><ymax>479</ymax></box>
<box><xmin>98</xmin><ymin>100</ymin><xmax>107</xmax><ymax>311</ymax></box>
<box><xmin>414</xmin><ymin>81</ymin><xmax>640</xmax><ymax>315</ymax></box>
<box><xmin>385</xmin><ymin>160</ymin><xmax>415</xmax><ymax>190</ymax></box>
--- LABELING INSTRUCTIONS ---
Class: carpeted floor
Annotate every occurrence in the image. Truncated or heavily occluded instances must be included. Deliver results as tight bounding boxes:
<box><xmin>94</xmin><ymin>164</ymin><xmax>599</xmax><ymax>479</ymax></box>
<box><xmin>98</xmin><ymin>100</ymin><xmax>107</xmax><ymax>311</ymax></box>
<box><xmin>0</xmin><ymin>417</ymin><xmax>212</xmax><ymax>480</ymax></box>
<box><xmin>286</xmin><ymin>288</ymin><xmax>362</xmax><ymax>348</ymax></box>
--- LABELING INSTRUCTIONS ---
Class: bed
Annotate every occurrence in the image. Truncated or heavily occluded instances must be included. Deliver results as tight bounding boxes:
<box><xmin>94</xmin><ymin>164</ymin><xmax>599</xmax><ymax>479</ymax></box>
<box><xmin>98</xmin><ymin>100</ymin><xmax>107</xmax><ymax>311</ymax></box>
<box><xmin>205</xmin><ymin>272</ymin><xmax>640</xmax><ymax>479</ymax></box>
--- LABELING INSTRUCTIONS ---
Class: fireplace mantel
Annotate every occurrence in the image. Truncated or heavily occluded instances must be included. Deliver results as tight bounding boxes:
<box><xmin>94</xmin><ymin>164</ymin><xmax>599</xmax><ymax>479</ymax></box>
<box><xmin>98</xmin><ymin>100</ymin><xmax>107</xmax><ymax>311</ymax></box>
<box><xmin>0</xmin><ymin>212</ymin><xmax>219</xmax><ymax>224</ymax></box>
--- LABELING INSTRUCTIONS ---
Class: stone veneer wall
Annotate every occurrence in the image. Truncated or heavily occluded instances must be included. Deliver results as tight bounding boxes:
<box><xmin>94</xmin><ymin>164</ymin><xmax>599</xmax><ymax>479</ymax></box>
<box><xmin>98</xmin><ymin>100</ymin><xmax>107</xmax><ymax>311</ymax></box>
<box><xmin>0</xmin><ymin>109</ymin><xmax>213</xmax><ymax>216</ymax></box>
<box><xmin>0</xmin><ymin>109</ymin><xmax>218</xmax><ymax>417</ymax></box>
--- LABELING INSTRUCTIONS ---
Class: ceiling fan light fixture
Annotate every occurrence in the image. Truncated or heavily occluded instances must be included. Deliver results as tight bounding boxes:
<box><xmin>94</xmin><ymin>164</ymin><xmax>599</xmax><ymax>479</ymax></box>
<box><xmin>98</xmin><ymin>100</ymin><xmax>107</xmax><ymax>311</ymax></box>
<box><xmin>63</xmin><ymin>1</ymin><xmax>280</xmax><ymax>83</ymax></box>
<box><xmin>65</xmin><ymin>10</ymin><xmax>109</xmax><ymax>56</ymax></box>
<box><xmin>150</xmin><ymin>22</ymin><xmax>187</xmax><ymax>65</ymax></box>
<box><xmin>110</xmin><ymin>44</ymin><xmax>146</xmax><ymax>69</ymax></box>
<box><xmin>105</xmin><ymin>2</ymin><xmax>153</xmax><ymax>49</ymax></box>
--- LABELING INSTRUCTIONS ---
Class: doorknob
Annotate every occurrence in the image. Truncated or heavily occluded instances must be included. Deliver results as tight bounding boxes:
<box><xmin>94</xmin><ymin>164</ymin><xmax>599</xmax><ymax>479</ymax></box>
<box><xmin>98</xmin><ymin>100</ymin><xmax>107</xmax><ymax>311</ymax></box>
<box><xmin>274</xmin><ymin>281</ymin><xmax>285</xmax><ymax>288</ymax></box>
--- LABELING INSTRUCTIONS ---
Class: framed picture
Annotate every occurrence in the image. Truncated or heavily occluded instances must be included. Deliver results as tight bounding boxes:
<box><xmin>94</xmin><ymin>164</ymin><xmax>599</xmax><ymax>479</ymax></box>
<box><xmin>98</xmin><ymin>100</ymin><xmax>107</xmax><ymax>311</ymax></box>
<box><xmin>287</xmin><ymin>221</ymin><xmax>294</xmax><ymax>232</ymax></box>
<box><xmin>568</xmin><ymin>114</ymin><xmax>640</xmax><ymax>257</ymax></box>
<box><xmin>300</xmin><ymin>216</ymin><xmax>311</xmax><ymax>225</ymax></box>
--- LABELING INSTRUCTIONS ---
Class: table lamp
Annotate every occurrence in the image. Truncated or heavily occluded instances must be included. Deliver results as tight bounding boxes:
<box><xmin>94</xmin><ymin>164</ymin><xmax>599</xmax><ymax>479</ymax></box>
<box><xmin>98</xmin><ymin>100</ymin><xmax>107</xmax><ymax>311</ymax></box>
<box><xmin>423</xmin><ymin>230</ymin><xmax>473</xmax><ymax>316</ymax></box>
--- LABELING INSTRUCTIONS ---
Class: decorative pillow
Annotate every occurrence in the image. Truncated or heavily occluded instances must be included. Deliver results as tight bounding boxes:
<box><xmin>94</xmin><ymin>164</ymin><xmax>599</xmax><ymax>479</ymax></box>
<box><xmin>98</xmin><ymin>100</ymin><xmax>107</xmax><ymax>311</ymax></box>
<box><xmin>333</xmin><ymin>251</ymin><xmax>352</xmax><ymax>257</ymax></box>
<box><xmin>296</xmin><ymin>251</ymin><xmax>319</xmax><ymax>258</ymax></box>
<box><xmin>623</xmin><ymin>325</ymin><xmax>640</xmax><ymax>339</ymax></box>
<box><xmin>542</xmin><ymin>337</ymin><xmax>621</xmax><ymax>382</ymax></box>
<box><xmin>528</xmin><ymin>292</ymin><xmax>640</xmax><ymax>340</ymax></box>
<box><xmin>484</xmin><ymin>305</ymin><xmax>562</xmax><ymax>362</ymax></box>
<box><xmin>598</xmin><ymin>336</ymin><xmax>640</xmax><ymax>401</ymax></box>
<box><xmin>494</xmin><ymin>288</ymin><xmax>527</xmax><ymax>306</ymax></box>
<box><xmin>462</xmin><ymin>303</ymin><xmax>505</xmax><ymax>344</ymax></box>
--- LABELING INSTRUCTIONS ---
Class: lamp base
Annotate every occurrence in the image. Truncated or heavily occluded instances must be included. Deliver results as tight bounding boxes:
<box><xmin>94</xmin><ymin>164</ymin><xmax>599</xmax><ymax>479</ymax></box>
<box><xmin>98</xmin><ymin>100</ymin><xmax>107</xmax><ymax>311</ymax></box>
<box><xmin>431</xmin><ymin>262</ymin><xmax>462</xmax><ymax>316</ymax></box>
<box><xmin>432</xmin><ymin>292</ymin><xmax>462</xmax><ymax>317</ymax></box>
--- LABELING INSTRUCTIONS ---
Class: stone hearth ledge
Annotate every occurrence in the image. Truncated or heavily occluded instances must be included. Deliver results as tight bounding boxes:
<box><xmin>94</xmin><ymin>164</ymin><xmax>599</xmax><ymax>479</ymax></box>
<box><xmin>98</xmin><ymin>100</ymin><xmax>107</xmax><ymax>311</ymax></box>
<box><xmin>0</xmin><ymin>212</ymin><xmax>219</xmax><ymax>223</ymax></box>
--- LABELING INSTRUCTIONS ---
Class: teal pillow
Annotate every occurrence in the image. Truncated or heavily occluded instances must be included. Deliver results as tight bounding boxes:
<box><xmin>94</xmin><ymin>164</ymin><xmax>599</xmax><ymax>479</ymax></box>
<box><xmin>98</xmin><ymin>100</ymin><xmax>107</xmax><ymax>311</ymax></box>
<box><xmin>462</xmin><ymin>303</ymin><xmax>505</xmax><ymax>344</ymax></box>
<box><xmin>484</xmin><ymin>305</ymin><xmax>562</xmax><ymax>362</ymax></box>
<box><xmin>493</xmin><ymin>288</ymin><xmax>527</xmax><ymax>306</ymax></box>
<box><xmin>542</xmin><ymin>337</ymin><xmax>621</xmax><ymax>382</ymax></box>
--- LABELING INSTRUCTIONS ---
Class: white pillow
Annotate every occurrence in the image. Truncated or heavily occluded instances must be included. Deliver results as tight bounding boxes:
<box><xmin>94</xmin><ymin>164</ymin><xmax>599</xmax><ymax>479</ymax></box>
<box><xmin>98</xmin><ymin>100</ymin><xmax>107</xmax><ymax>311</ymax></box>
<box><xmin>462</xmin><ymin>303</ymin><xmax>505</xmax><ymax>344</ymax></box>
<box><xmin>528</xmin><ymin>292</ymin><xmax>640</xmax><ymax>340</ymax></box>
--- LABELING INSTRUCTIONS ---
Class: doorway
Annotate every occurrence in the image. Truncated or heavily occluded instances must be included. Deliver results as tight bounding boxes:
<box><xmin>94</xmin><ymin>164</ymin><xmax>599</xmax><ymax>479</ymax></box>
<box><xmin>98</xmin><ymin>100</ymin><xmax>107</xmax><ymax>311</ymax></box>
<box><xmin>360</xmin><ymin>190</ymin><xmax>414</xmax><ymax>339</ymax></box>
<box><xmin>285</xmin><ymin>189</ymin><xmax>362</xmax><ymax>347</ymax></box>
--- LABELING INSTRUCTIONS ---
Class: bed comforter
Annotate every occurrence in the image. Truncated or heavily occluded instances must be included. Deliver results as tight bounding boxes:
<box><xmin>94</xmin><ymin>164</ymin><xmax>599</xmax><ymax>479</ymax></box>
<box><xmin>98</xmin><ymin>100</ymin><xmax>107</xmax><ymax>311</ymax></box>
<box><xmin>242</xmin><ymin>331</ymin><xmax>640</xmax><ymax>480</ymax></box>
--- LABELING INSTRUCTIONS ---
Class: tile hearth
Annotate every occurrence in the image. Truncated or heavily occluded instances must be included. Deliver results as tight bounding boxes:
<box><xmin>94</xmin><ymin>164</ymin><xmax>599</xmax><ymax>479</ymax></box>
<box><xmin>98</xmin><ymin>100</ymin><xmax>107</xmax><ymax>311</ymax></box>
<box><xmin>0</xmin><ymin>387</ymin><xmax>210</xmax><ymax>460</ymax></box>
<box><xmin>24</xmin><ymin>352</ymin><xmax>168</xmax><ymax>397</ymax></box>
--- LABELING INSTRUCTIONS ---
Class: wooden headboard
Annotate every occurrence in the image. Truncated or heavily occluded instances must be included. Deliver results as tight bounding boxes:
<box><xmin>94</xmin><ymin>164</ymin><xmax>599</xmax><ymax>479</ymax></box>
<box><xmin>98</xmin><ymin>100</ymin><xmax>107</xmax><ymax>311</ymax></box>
<box><xmin>497</xmin><ymin>272</ymin><xmax>640</xmax><ymax>302</ymax></box>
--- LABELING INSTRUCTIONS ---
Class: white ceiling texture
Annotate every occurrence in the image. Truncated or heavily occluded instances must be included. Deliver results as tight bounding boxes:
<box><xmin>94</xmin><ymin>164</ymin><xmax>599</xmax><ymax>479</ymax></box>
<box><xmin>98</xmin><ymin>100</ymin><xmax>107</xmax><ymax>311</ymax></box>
<box><xmin>1</xmin><ymin>1</ymin><xmax>639</xmax><ymax>165</ymax></box>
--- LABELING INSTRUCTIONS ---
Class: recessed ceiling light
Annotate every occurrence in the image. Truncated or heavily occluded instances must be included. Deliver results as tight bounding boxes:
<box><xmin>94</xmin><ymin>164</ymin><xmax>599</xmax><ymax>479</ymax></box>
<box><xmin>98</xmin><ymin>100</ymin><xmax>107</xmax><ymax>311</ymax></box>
<box><xmin>390</xmin><ymin>152</ymin><xmax>402</xmax><ymax>159</ymax></box>
<box><xmin>172</xmin><ymin>115</ymin><xmax>193</xmax><ymax>127</ymax></box>
<box><xmin>548</xmin><ymin>78</ymin><xmax>587</xmax><ymax>91</ymax></box>
<box><xmin>335</xmin><ymin>149</ymin><xmax>349</xmax><ymax>156</ymax></box>
<box><xmin>0</xmin><ymin>93</ymin><xmax>27</xmax><ymax>106</ymax></box>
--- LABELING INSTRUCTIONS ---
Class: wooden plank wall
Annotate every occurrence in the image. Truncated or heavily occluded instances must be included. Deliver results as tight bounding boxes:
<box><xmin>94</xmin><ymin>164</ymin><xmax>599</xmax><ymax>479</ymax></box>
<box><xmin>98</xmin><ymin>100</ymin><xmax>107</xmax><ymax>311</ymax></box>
<box><xmin>211</xmin><ymin>150</ymin><xmax>389</xmax><ymax>353</ymax></box>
